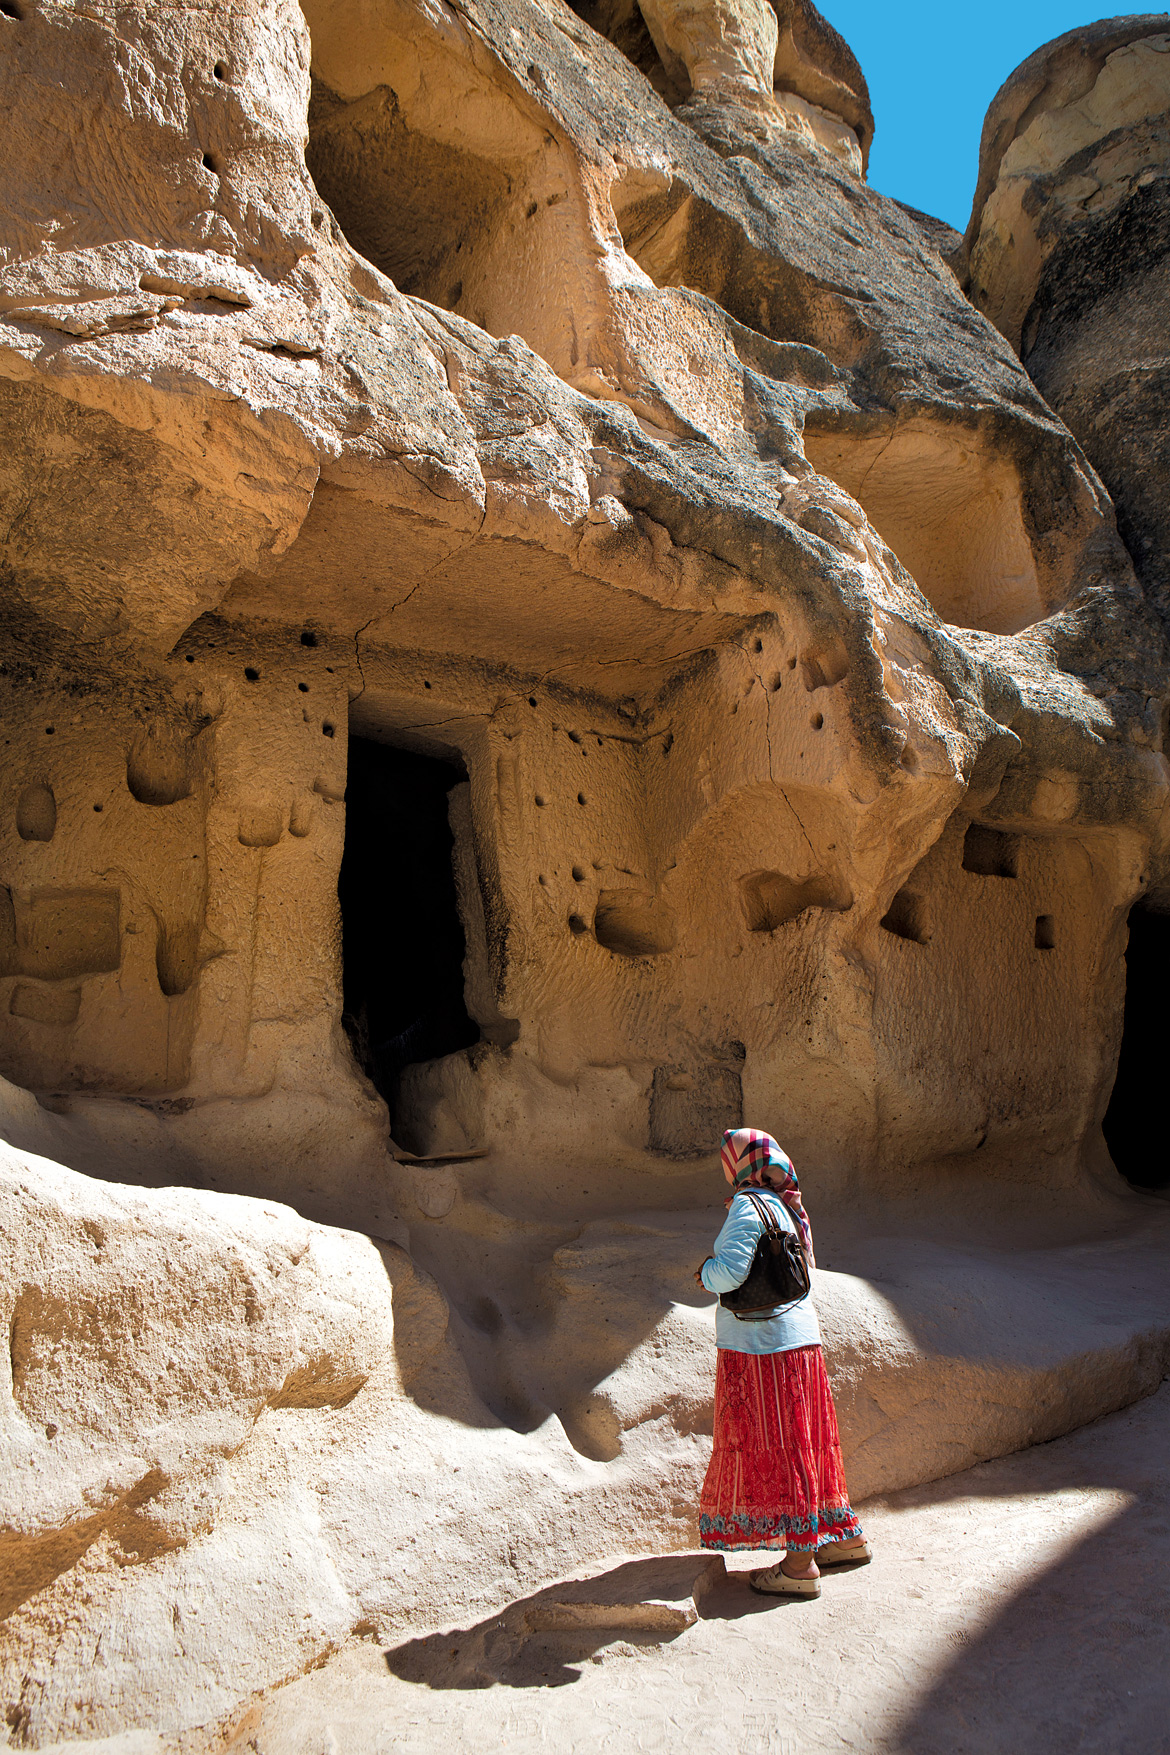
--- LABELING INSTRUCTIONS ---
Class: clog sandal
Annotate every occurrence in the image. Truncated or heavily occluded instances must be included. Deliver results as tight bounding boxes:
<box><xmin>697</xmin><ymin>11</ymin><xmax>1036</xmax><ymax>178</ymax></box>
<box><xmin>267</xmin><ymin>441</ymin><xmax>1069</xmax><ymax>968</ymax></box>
<box><xmin>750</xmin><ymin>1561</ymin><xmax>821</xmax><ymax>1598</ymax></box>
<box><xmin>816</xmin><ymin>1539</ymin><xmax>872</xmax><ymax>1567</ymax></box>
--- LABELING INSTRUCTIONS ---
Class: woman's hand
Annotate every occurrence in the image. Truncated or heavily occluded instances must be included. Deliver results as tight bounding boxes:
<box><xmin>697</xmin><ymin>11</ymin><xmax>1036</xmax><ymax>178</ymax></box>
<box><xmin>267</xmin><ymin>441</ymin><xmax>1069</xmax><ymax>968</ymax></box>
<box><xmin>694</xmin><ymin>1256</ymin><xmax>714</xmax><ymax>1288</ymax></box>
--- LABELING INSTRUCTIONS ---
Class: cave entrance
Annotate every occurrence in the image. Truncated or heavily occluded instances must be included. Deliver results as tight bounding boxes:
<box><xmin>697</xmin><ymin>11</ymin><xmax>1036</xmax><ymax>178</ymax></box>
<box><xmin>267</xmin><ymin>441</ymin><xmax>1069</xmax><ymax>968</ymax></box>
<box><xmin>1102</xmin><ymin>902</ymin><xmax>1170</xmax><ymax>1190</ymax></box>
<box><xmin>338</xmin><ymin>737</ymin><xmax>479</xmax><ymax>1132</ymax></box>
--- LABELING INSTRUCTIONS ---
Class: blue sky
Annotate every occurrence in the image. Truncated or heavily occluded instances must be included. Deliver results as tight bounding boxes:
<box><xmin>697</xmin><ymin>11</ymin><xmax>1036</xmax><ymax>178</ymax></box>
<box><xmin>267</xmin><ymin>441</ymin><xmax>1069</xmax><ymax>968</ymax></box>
<box><xmin>821</xmin><ymin>3</ymin><xmax>1124</xmax><ymax>231</ymax></box>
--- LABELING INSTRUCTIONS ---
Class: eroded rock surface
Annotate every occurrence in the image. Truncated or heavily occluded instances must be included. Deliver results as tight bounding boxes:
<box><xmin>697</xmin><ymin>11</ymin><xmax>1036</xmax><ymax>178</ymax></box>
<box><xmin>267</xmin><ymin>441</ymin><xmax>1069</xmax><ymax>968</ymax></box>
<box><xmin>967</xmin><ymin>19</ymin><xmax>1170</xmax><ymax>645</ymax></box>
<box><xmin>3</xmin><ymin>1146</ymin><xmax>1169</xmax><ymax>1743</ymax></box>
<box><xmin>2</xmin><ymin>0</ymin><xmax>1170</xmax><ymax>1743</ymax></box>
<box><xmin>0</xmin><ymin>0</ymin><xmax>1162</xmax><ymax>1220</ymax></box>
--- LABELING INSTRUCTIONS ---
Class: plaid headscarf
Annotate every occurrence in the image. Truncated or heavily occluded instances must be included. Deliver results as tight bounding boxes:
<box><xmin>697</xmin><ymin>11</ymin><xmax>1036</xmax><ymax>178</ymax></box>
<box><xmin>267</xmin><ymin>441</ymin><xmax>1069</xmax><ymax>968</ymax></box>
<box><xmin>720</xmin><ymin>1127</ymin><xmax>815</xmax><ymax>1268</ymax></box>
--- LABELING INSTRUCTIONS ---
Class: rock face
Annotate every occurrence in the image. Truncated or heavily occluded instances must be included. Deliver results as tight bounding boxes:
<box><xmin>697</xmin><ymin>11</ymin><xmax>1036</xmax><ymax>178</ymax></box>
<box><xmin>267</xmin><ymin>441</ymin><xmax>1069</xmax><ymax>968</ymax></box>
<box><xmin>964</xmin><ymin>13</ymin><xmax>1170</xmax><ymax>1183</ymax></box>
<box><xmin>4</xmin><ymin>1140</ymin><xmax>1169</xmax><ymax>1744</ymax></box>
<box><xmin>966</xmin><ymin>15</ymin><xmax>1170</xmax><ymax>639</ymax></box>
<box><xmin>2</xmin><ymin>0</ymin><xmax>1170</xmax><ymax>1744</ymax></box>
<box><xmin>0</xmin><ymin>0</ymin><xmax>1162</xmax><ymax>1222</ymax></box>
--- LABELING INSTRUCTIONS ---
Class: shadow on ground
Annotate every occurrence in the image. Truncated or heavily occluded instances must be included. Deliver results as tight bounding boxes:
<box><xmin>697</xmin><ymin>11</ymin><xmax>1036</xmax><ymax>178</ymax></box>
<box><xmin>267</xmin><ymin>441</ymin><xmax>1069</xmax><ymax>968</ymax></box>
<box><xmin>383</xmin><ymin>1547</ymin><xmax>878</xmax><ymax>1691</ymax></box>
<box><xmin>891</xmin><ymin>1383</ymin><xmax>1170</xmax><ymax>1754</ymax></box>
<box><xmin>384</xmin><ymin>1555</ymin><xmax>702</xmax><ymax>1690</ymax></box>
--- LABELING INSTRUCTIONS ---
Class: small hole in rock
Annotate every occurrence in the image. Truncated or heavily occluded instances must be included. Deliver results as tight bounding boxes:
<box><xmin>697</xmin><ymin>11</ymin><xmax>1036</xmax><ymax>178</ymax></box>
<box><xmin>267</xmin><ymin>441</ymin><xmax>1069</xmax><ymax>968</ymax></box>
<box><xmin>572</xmin><ymin>866</ymin><xmax>585</xmax><ymax>882</ymax></box>
<box><xmin>753</xmin><ymin>637</ymin><xmax>764</xmax><ymax>653</ymax></box>
<box><xmin>880</xmin><ymin>889</ymin><xmax>930</xmax><ymax>945</ymax></box>
<box><xmin>423</xmin><ymin>680</ymin><xmax>432</xmax><ymax>690</ymax></box>
<box><xmin>962</xmin><ymin>824</ymin><xmax>1019</xmax><ymax>879</ymax></box>
<box><xmin>568</xmin><ymin>914</ymin><xmax>589</xmax><ymax>935</ymax></box>
<box><xmin>769</xmin><ymin>673</ymin><xmax>783</xmax><ymax>692</ymax></box>
<box><xmin>244</xmin><ymin>667</ymin><xmax>260</xmax><ymax>682</ymax></box>
<box><xmin>594</xmin><ymin>890</ymin><xmax>677</xmax><ymax>957</ymax></box>
<box><xmin>802</xmin><ymin>643</ymin><xmax>850</xmax><ymax>691</ymax></box>
<box><xmin>538</xmin><ymin>874</ymin><xmax>547</xmax><ymax>885</ymax></box>
<box><xmin>213</xmin><ymin>61</ymin><xmax>228</xmax><ymax>80</ymax></box>
<box><xmin>300</xmin><ymin>630</ymin><xmax>317</xmax><ymax>647</ymax></box>
<box><xmin>185</xmin><ymin>653</ymin><xmax>195</xmax><ymax>662</ymax></box>
<box><xmin>740</xmin><ymin>869</ymin><xmax>851</xmax><ymax>931</ymax></box>
<box><xmin>93</xmin><ymin>803</ymin><xmax>103</xmax><ymax>812</ymax></box>
<box><xmin>787</xmin><ymin>656</ymin><xmax>797</xmax><ymax>669</ymax></box>
<box><xmin>322</xmin><ymin>722</ymin><xmax>335</xmax><ymax>737</ymax></box>
<box><xmin>298</xmin><ymin>682</ymin><xmax>309</xmax><ymax>693</ymax></box>
<box><xmin>577</xmin><ymin>792</ymin><xmax>587</xmax><ymax>806</ymax></box>
<box><xmin>568</xmin><ymin>730</ymin><xmax>582</xmax><ymax>744</ymax></box>
<box><xmin>312</xmin><ymin>210</ymin><xmax>326</xmax><ymax>230</ymax></box>
<box><xmin>202</xmin><ymin>152</ymin><xmax>218</xmax><ymax>173</ymax></box>
<box><xmin>534</xmin><ymin>794</ymin><xmax>546</xmax><ymax>807</ymax></box>
<box><xmin>17</xmin><ymin>783</ymin><xmax>57</xmax><ymax>842</ymax></box>
<box><xmin>1035</xmin><ymin>914</ymin><xmax>1055</xmax><ymax>951</ymax></box>
<box><xmin>127</xmin><ymin>733</ymin><xmax>192</xmax><ymax>806</ymax></box>
<box><xmin>810</xmin><ymin>712</ymin><xmax>824</xmax><ymax>730</ymax></box>
<box><xmin>45</xmin><ymin>726</ymin><xmax>55</xmax><ymax>735</ymax></box>
<box><xmin>528</xmin><ymin>696</ymin><xmax>538</xmax><ymax>708</ymax></box>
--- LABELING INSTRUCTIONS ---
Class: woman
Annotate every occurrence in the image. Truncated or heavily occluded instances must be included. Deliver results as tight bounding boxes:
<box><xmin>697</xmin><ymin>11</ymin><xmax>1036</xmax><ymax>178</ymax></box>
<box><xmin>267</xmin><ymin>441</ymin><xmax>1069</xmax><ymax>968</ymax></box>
<box><xmin>694</xmin><ymin>1127</ymin><xmax>868</xmax><ymax>1597</ymax></box>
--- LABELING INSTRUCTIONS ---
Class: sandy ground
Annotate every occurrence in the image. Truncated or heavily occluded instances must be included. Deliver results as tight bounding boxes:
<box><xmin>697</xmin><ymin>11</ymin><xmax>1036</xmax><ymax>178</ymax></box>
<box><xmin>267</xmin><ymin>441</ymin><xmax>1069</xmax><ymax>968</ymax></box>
<box><xmin>131</xmin><ymin>1376</ymin><xmax>1169</xmax><ymax>1755</ymax></box>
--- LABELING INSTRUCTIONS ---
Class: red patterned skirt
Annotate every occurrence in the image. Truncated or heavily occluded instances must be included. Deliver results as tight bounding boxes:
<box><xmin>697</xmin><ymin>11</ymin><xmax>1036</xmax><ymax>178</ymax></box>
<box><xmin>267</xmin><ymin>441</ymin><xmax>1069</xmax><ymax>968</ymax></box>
<box><xmin>699</xmin><ymin>1344</ymin><xmax>863</xmax><ymax>1552</ymax></box>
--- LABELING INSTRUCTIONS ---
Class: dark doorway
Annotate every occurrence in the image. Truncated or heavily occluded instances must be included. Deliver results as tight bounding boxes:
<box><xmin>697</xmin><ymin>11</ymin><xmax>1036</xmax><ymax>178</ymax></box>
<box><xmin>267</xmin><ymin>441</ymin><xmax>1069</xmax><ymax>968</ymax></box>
<box><xmin>1102</xmin><ymin>903</ymin><xmax>1170</xmax><ymax>1189</ymax></box>
<box><xmin>338</xmin><ymin>738</ymin><xmax>479</xmax><ymax>1129</ymax></box>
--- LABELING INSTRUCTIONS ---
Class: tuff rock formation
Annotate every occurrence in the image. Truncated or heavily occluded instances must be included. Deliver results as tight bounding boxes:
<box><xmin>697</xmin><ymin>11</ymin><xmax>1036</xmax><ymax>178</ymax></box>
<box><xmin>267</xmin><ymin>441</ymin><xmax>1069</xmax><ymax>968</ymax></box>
<box><xmin>963</xmin><ymin>10</ymin><xmax>1170</xmax><ymax>1188</ymax></box>
<box><xmin>2</xmin><ymin>2</ymin><xmax>1170</xmax><ymax>1747</ymax></box>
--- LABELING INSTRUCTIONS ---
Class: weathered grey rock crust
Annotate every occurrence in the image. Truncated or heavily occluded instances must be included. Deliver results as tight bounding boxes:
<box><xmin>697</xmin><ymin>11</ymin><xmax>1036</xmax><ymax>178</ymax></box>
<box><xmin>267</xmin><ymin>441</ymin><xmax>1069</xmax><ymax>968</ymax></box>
<box><xmin>967</xmin><ymin>18</ymin><xmax>1170</xmax><ymax>680</ymax></box>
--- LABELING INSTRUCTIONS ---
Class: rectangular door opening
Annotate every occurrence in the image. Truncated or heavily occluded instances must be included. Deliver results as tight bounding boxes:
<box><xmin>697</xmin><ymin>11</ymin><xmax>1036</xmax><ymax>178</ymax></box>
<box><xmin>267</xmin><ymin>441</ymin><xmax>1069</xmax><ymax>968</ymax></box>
<box><xmin>1103</xmin><ymin>901</ymin><xmax>1170</xmax><ymax>1190</ymax></box>
<box><xmin>338</xmin><ymin>737</ymin><xmax>479</xmax><ymax>1130</ymax></box>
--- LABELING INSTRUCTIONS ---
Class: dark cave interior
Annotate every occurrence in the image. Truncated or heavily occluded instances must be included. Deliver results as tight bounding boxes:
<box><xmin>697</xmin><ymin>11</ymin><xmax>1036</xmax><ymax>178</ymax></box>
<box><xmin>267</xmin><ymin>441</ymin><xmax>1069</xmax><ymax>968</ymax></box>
<box><xmin>338</xmin><ymin>737</ymin><xmax>479</xmax><ymax>1130</ymax></box>
<box><xmin>1103</xmin><ymin>902</ymin><xmax>1170</xmax><ymax>1190</ymax></box>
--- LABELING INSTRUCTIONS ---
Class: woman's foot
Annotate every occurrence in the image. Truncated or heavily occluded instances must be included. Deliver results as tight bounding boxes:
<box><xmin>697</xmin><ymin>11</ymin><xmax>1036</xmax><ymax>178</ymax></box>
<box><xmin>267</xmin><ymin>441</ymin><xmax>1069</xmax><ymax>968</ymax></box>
<box><xmin>816</xmin><ymin>1537</ymin><xmax>871</xmax><ymax>1566</ymax></box>
<box><xmin>750</xmin><ymin>1554</ymin><xmax>821</xmax><ymax>1597</ymax></box>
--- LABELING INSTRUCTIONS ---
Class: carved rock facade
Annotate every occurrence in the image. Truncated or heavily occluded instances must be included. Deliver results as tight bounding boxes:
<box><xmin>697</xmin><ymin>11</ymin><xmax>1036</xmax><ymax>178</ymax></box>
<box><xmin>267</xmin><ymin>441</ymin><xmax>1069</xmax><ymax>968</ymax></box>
<box><xmin>2</xmin><ymin>2</ymin><xmax>1169</xmax><ymax>1744</ymax></box>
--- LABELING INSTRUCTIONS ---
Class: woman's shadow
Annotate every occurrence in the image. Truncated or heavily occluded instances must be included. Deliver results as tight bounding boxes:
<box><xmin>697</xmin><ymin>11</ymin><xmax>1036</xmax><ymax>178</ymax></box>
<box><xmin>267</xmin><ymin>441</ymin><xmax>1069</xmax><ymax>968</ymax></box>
<box><xmin>382</xmin><ymin>1548</ymin><xmax>832</xmax><ymax>1690</ymax></box>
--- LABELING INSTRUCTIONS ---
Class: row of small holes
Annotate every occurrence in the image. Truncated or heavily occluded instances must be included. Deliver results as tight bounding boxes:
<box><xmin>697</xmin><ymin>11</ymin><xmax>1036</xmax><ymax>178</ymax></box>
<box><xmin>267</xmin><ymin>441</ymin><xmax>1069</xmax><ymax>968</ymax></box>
<box><xmin>202</xmin><ymin>61</ymin><xmax>231</xmax><ymax>177</ymax></box>
<box><xmin>245</xmin><ymin>660</ymin><xmax>330</xmax><ymax>730</ymax></box>
<box><xmin>883</xmin><ymin>910</ymin><xmax>1057</xmax><ymax>950</ymax></box>
<box><xmin>183</xmin><ymin>629</ymin><xmax>318</xmax><ymax>666</ymax></box>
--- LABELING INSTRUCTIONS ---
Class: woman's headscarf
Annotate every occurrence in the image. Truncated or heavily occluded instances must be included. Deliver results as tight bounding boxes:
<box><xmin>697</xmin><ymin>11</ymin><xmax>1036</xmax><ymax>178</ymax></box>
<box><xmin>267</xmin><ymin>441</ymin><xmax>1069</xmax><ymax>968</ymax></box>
<box><xmin>720</xmin><ymin>1127</ymin><xmax>815</xmax><ymax>1268</ymax></box>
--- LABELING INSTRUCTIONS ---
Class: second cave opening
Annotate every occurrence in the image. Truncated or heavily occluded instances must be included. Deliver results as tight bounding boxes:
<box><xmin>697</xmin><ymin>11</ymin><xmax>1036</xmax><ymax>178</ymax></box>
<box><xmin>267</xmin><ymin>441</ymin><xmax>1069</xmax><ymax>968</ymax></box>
<box><xmin>1102</xmin><ymin>901</ymin><xmax>1170</xmax><ymax>1190</ymax></box>
<box><xmin>338</xmin><ymin>736</ymin><xmax>479</xmax><ymax>1133</ymax></box>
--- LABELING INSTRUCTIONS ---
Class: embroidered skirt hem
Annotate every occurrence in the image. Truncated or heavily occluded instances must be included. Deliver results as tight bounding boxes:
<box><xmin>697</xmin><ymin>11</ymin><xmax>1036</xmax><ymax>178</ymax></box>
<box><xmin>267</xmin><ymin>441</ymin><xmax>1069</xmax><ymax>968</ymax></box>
<box><xmin>699</xmin><ymin>1342</ymin><xmax>863</xmax><ymax>1554</ymax></box>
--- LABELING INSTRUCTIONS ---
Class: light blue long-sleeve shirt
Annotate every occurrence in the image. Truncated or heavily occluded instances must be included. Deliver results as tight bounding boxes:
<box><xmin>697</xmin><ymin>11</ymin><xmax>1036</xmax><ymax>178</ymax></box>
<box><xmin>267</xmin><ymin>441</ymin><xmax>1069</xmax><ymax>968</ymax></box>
<box><xmin>700</xmin><ymin>1189</ymin><xmax>822</xmax><ymax>1355</ymax></box>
